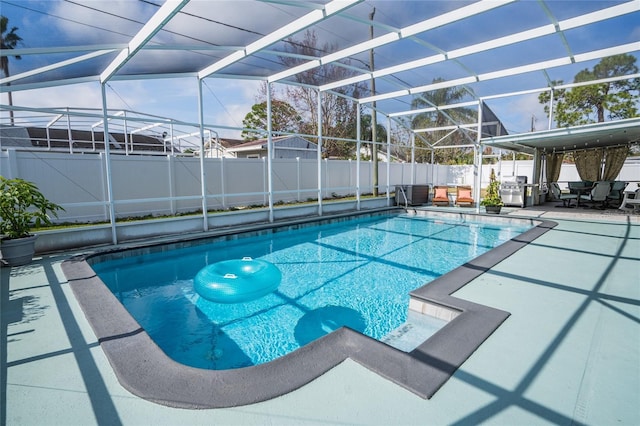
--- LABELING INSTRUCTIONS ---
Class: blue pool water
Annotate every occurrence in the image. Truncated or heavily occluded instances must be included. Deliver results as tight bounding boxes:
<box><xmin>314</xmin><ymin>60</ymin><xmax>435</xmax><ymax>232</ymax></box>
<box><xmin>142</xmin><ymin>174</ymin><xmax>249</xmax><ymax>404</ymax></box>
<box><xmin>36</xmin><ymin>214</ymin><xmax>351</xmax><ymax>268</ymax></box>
<box><xmin>93</xmin><ymin>213</ymin><xmax>531</xmax><ymax>370</ymax></box>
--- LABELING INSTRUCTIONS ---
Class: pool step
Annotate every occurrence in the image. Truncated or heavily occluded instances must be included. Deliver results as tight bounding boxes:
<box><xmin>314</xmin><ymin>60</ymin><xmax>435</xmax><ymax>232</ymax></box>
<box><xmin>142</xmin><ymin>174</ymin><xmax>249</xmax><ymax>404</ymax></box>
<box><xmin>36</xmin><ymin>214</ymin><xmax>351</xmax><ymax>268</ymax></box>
<box><xmin>381</xmin><ymin>311</ymin><xmax>448</xmax><ymax>352</ymax></box>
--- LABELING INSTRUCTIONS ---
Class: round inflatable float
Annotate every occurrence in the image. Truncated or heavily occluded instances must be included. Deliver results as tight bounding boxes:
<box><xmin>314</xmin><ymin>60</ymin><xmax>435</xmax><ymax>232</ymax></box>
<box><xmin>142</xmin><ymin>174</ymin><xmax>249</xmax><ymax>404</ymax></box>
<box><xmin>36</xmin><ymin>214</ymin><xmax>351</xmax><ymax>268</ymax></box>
<box><xmin>194</xmin><ymin>257</ymin><xmax>282</xmax><ymax>303</ymax></box>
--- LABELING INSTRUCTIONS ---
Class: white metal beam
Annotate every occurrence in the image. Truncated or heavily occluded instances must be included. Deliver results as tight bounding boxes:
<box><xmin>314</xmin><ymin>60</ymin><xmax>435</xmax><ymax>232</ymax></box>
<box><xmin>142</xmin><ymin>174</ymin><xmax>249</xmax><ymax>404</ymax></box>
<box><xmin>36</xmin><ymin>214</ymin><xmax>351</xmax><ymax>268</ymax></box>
<box><xmin>0</xmin><ymin>50</ymin><xmax>115</xmax><ymax>86</ymax></box>
<box><xmin>320</xmin><ymin>1</ymin><xmax>637</xmax><ymax>92</ymax></box>
<box><xmin>389</xmin><ymin>101</ymin><xmax>479</xmax><ymax>118</ymax></box>
<box><xmin>270</xmin><ymin>0</ymin><xmax>515</xmax><ymax>84</ymax></box>
<box><xmin>0</xmin><ymin>76</ymin><xmax>101</xmax><ymax>93</ymax></box>
<box><xmin>91</xmin><ymin>111</ymin><xmax>125</xmax><ymax>129</ymax></box>
<box><xmin>413</xmin><ymin>123</ymin><xmax>478</xmax><ymax>133</ymax></box>
<box><xmin>100</xmin><ymin>0</ymin><xmax>190</xmax><ymax>83</ymax></box>
<box><xmin>198</xmin><ymin>0</ymin><xmax>361</xmax><ymax>80</ymax></box>
<box><xmin>0</xmin><ymin>45</ymin><xmax>125</xmax><ymax>57</ymax></box>
<box><xmin>360</xmin><ymin>42</ymin><xmax>640</xmax><ymax>104</ymax></box>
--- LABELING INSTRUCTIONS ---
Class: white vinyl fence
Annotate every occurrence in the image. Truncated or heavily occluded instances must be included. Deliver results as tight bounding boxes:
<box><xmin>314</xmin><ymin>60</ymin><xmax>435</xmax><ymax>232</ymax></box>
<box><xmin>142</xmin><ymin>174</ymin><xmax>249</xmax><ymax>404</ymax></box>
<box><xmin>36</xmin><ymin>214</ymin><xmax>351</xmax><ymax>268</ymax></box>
<box><xmin>1</xmin><ymin>149</ymin><xmax>638</xmax><ymax>223</ymax></box>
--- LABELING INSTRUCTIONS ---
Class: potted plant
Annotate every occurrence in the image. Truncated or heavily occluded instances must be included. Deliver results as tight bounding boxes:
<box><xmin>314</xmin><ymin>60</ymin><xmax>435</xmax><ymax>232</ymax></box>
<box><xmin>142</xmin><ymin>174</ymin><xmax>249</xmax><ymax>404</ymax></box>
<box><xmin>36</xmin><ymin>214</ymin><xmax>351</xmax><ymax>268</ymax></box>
<box><xmin>480</xmin><ymin>168</ymin><xmax>503</xmax><ymax>214</ymax></box>
<box><xmin>0</xmin><ymin>176</ymin><xmax>63</xmax><ymax>266</ymax></box>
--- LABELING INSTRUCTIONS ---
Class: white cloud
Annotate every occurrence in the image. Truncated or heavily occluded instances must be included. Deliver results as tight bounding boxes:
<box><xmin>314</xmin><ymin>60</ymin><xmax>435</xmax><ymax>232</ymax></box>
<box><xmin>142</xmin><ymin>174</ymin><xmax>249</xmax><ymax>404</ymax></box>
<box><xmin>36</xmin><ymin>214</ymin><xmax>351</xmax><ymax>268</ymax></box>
<box><xmin>486</xmin><ymin>93</ymin><xmax>549</xmax><ymax>135</ymax></box>
<box><xmin>49</xmin><ymin>0</ymin><xmax>149</xmax><ymax>44</ymax></box>
<box><xmin>12</xmin><ymin>82</ymin><xmax>103</xmax><ymax>110</ymax></box>
<box><xmin>202</xmin><ymin>79</ymin><xmax>262</xmax><ymax>138</ymax></box>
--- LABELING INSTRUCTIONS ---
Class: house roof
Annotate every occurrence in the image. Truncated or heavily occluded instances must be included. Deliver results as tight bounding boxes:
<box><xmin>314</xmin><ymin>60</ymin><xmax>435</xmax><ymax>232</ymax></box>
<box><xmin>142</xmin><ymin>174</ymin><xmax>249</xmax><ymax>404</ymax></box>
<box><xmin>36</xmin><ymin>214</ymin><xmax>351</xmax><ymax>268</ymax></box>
<box><xmin>226</xmin><ymin>135</ymin><xmax>316</xmax><ymax>151</ymax></box>
<box><xmin>219</xmin><ymin>138</ymin><xmax>247</xmax><ymax>149</ymax></box>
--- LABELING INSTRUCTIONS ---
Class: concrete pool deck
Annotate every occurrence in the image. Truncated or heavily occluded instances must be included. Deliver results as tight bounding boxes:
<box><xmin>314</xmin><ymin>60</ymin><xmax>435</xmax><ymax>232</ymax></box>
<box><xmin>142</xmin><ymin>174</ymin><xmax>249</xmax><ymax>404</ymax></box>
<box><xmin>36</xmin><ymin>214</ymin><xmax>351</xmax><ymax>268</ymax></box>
<box><xmin>2</xmin><ymin>206</ymin><xmax>639</xmax><ymax>425</ymax></box>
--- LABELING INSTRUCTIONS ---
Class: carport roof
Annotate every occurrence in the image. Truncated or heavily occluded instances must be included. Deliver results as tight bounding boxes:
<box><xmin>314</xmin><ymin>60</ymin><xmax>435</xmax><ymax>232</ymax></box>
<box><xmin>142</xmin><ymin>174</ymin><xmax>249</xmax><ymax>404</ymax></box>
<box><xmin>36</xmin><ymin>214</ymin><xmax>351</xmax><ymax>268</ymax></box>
<box><xmin>482</xmin><ymin>117</ymin><xmax>640</xmax><ymax>155</ymax></box>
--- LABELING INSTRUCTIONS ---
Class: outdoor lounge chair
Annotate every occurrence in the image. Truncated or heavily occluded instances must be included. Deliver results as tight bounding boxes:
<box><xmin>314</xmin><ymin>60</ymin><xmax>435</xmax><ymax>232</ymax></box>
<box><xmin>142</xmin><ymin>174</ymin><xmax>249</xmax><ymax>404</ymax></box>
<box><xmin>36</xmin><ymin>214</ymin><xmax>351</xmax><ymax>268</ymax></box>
<box><xmin>550</xmin><ymin>182</ymin><xmax>578</xmax><ymax>207</ymax></box>
<box><xmin>455</xmin><ymin>186</ymin><xmax>474</xmax><ymax>207</ymax></box>
<box><xmin>432</xmin><ymin>186</ymin><xmax>450</xmax><ymax>206</ymax></box>
<box><xmin>606</xmin><ymin>180</ymin><xmax>627</xmax><ymax>207</ymax></box>
<box><xmin>580</xmin><ymin>181</ymin><xmax>612</xmax><ymax>209</ymax></box>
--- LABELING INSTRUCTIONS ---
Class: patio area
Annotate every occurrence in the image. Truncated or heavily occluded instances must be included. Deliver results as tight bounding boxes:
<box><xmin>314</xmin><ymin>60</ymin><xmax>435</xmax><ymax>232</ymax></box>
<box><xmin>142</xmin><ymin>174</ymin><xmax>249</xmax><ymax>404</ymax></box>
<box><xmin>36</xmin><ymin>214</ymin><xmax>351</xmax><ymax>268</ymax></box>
<box><xmin>2</xmin><ymin>205</ymin><xmax>639</xmax><ymax>425</ymax></box>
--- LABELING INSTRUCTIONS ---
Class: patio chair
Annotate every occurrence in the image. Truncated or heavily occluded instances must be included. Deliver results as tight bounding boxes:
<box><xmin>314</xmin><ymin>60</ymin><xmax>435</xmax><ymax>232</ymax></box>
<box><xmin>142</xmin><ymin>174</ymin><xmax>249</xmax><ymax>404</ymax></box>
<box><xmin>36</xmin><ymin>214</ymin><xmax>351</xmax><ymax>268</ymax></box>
<box><xmin>567</xmin><ymin>181</ymin><xmax>581</xmax><ymax>195</ymax></box>
<box><xmin>455</xmin><ymin>186</ymin><xmax>474</xmax><ymax>207</ymax></box>
<box><xmin>579</xmin><ymin>181</ymin><xmax>612</xmax><ymax>209</ymax></box>
<box><xmin>432</xmin><ymin>186</ymin><xmax>450</xmax><ymax>206</ymax></box>
<box><xmin>606</xmin><ymin>181</ymin><xmax>627</xmax><ymax>207</ymax></box>
<box><xmin>549</xmin><ymin>182</ymin><xmax>578</xmax><ymax>207</ymax></box>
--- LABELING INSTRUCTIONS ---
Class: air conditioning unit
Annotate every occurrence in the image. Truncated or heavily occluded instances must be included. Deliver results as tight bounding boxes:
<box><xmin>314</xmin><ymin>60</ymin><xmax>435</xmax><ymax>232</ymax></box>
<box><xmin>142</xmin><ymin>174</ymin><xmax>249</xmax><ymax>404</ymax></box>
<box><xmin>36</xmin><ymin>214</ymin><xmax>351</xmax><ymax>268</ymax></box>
<box><xmin>395</xmin><ymin>185</ymin><xmax>430</xmax><ymax>206</ymax></box>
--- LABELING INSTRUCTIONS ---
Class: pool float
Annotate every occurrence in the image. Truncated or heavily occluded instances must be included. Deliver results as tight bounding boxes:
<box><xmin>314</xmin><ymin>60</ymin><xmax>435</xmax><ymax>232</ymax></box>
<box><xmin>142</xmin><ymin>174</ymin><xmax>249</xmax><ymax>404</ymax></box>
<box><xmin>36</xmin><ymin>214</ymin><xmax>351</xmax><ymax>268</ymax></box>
<box><xmin>194</xmin><ymin>257</ymin><xmax>281</xmax><ymax>303</ymax></box>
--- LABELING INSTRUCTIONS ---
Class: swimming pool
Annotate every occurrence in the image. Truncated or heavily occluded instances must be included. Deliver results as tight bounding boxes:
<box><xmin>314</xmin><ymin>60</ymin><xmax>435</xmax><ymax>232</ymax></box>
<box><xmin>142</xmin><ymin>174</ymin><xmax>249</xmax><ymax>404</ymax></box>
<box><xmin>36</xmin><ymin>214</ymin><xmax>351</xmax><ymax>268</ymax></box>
<box><xmin>91</xmin><ymin>212</ymin><xmax>532</xmax><ymax>370</ymax></box>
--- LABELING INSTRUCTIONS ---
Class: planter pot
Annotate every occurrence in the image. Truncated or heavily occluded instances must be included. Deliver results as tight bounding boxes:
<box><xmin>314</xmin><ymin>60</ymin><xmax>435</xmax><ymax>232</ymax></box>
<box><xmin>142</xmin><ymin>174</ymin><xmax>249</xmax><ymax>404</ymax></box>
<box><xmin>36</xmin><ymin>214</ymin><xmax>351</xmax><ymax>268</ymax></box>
<box><xmin>484</xmin><ymin>205</ymin><xmax>502</xmax><ymax>214</ymax></box>
<box><xmin>1</xmin><ymin>234</ymin><xmax>38</xmax><ymax>266</ymax></box>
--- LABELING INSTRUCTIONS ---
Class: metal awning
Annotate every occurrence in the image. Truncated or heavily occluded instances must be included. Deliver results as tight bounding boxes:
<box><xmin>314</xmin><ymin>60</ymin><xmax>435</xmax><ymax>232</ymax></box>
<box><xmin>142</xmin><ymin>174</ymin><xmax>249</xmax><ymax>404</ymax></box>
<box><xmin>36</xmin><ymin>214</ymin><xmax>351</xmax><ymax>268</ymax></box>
<box><xmin>481</xmin><ymin>117</ymin><xmax>640</xmax><ymax>155</ymax></box>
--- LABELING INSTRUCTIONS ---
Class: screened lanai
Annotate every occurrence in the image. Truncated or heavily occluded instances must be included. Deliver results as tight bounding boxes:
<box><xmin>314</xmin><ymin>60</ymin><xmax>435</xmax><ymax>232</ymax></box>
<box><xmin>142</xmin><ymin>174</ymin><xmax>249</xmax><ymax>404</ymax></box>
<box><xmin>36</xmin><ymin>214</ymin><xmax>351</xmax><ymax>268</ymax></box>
<box><xmin>1</xmin><ymin>0</ymin><xmax>639</xmax><ymax>243</ymax></box>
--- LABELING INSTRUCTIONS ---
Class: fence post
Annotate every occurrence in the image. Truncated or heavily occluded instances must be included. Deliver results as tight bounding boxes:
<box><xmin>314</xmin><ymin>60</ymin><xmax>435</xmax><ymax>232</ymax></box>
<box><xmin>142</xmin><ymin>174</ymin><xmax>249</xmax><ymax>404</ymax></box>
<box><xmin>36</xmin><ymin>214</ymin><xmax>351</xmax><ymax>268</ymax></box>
<box><xmin>167</xmin><ymin>155</ymin><xmax>176</xmax><ymax>215</ymax></box>
<box><xmin>297</xmin><ymin>157</ymin><xmax>301</xmax><ymax>202</ymax></box>
<box><xmin>6</xmin><ymin>148</ymin><xmax>18</xmax><ymax>178</ymax></box>
<box><xmin>220</xmin><ymin>156</ymin><xmax>226</xmax><ymax>209</ymax></box>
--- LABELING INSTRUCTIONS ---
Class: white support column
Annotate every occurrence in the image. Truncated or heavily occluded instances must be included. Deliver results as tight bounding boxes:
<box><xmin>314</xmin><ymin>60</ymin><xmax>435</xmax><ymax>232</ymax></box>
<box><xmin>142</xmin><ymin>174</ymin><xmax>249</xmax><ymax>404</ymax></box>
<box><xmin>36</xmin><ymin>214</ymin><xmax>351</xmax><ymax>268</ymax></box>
<box><xmin>548</xmin><ymin>89</ymin><xmax>554</xmax><ymax>130</ymax></box>
<box><xmin>169</xmin><ymin>122</ymin><xmax>175</xmax><ymax>155</ymax></box>
<box><xmin>532</xmin><ymin>148</ymin><xmax>542</xmax><ymax>205</ymax></box>
<box><xmin>412</xmin><ymin>133</ymin><xmax>416</xmax><ymax>185</ymax></box>
<box><xmin>356</xmin><ymin>105</ymin><xmax>361</xmax><ymax>210</ymax></box>
<box><xmin>317</xmin><ymin>89</ymin><xmax>323</xmax><ymax>216</ymax></box>
<box><xmin>386</xmin><ymin>115</ymin><xmax>391</xmax><ymax>202</ymax></box>
<box><xmin>266</xmin><ymin>83</ymin><xmax>275</xmax><ymax>222</ymax></box>
<box><xmin>474</xmin><ymin>100</ymin><xmax>484</xmax><ymax>214</ymax></box>
<box><xmin>197</xmin><ymin>79</ymin><xmax>209</xmax><ymax>231</ymax></box>
<box><xmin>100</xmin><ymin>84</ymin><xmax>118</xmax><ymax>244</ymax></box>
<box><xmin>66</xmin><ymin>108</ymin><xmax>73</xmax><ymax>154</ymax></box>
<box><xmin>123</xmin><ymin>111</ymin><xmax>129</xmax><ymax>155</ymax></box>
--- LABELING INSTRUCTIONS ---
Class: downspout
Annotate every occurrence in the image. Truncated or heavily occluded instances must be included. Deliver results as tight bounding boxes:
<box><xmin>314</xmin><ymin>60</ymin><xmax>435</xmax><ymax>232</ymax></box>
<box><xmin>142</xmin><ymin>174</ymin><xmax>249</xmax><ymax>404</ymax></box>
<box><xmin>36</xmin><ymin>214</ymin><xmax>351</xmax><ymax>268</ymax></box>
<box><xmin>197</xmin><ymin>78</ymin><xmax>208</xmax><ymax>231</ymax></box>
<box><xmin>100</xmin><ymin>83</ymin><xmax>118</xmax><ymax>244</ymax></box>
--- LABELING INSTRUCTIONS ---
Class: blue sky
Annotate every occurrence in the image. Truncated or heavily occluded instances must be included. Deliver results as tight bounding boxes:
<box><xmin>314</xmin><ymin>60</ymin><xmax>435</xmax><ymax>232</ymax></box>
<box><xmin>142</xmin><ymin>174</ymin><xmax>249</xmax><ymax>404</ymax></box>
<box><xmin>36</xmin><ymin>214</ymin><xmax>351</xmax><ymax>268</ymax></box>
<box><xmin>1</xmin><ymin>0</ymin><xmax>639</xmax><ymax>139</ymax></box>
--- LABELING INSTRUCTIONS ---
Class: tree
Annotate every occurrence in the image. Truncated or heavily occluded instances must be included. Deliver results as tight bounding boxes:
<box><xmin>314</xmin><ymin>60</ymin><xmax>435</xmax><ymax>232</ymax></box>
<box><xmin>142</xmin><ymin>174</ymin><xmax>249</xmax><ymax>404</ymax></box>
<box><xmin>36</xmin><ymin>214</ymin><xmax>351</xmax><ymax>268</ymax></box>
<box><xmin>410</xmin><ymin>79</ymin><xmax>476</xmax><ymax>164</ymax></box>
<box><xmin>241</xmin><ymin>100</ymin><xmax>302</xmax><ymax>140</ymax></box>
<box><xmin>279</xmin><ymin>30</ymin><xmax>364</xmax><ymax>158</ymax></box>
<box><xmin>345</xmin><ymin>113</ymin><xmax>387</xmax><ymax>159</ymax></box>
<box><xmin>538</xmin><ymin>54</ymin><xmax>640</xmax><ymax>127</ymax></box>
<box><xmin>1</xmin><ymin>15</ymin><xmax>23</xmax><ymax>125</ymax></box>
